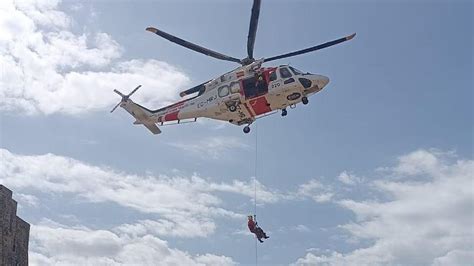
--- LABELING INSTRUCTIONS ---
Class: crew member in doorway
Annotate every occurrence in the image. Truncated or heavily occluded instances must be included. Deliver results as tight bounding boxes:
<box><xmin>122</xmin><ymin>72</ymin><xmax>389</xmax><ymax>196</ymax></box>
<box><xmin>255</xmin><ymin>74</ymin><xmax>267</xmax><ymax>95</ymax></box>
<box><xmin>248</xmin><ymin>215</ymin><xmax>269</xmax><ymax>243</ymax></box>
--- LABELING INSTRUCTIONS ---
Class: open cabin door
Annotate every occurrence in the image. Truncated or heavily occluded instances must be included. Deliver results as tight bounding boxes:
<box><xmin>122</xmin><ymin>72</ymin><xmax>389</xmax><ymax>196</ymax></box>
<box><xmin>241</xmin><ymin>73</ymin><xmax>268</xmax><ymax>100</ymax></box>
<box><xmin>240</xmin><ymin>72</ymin><xmax>272</xmax><ymax>116</ymax></box>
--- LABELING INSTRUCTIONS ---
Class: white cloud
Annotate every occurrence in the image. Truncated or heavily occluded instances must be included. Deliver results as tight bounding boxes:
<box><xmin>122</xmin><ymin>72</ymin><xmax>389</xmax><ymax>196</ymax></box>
<box><xmin>289</xmin><ymin>224</ymin><xmax>311</xmax><ymax>233</ymax></box>
<box><xmin>14</xmin><ymin>193</ymin><xmax>39</xmax><ymax>207</ymax></box>
<box><xmin>30</xmin><ymin>221</ymin><xmax>236</xmax><ymax>266</ymax></box>
<box><xmin>294</xmin><ymin>224</ymin><xmax>311</xmax><ymax>232</ymax></box>
<box><xmin>14</xmin><ymin>147</ymin><xmax>471</xmax><ymax>265</ymax></box>
<box><xmin>13</xmin><ymin>0</ymin><xmax>70</xmax><ymax>29</ymax></box>
<box><xmin>0</xmin><ymin>0</ymin><xmax>189</xmax><ymax>115</ymax></box>
<box><xmin>209</xmin><ymin>178</ymin><xmax>283</xmax><ymax>204</ymax></box>
<box><xmin>0</xmin><ymin>148</ymin><xmax>288</xmax><ymax>238</ymax></box>
<box><xmin>432</xmin><ymin>249</ymin><xmax>474</xmax><ymax>266</ymax></box>
<box><xmin>115</xmin><ymin>217</ymin><xmax>216</xmax><ymax>239</ymax></box>
<box><xmin>392</xmin><ymin>149</ymin><xmax>441</xmax><ymax>176</ymax></box>
<box><xmin>293</xmin><ymin>149</ymin><xmax>474</xmax><ymax>266</ymax></box>
<box><xmin>231</xmin><ymin>228</ymin><xmax>254</xmax><ymax>237</ymax></box>
<box><xmin>296</xmin><ymin>179</ymin><xmax>334</xmax><ymax>203</ymax></box>
<box><xmin>169</xmin><ymin>136</ymin><xmax>250</xmax><ymax>160</ymax></box>
<box><xmin>194</xmin><ymin>253</ymin><xmax>236</xmax><ymax>266</ymax></box>
<box><xmin>337</xmin><ymin>171</ymin><xmax>362</xmax><ymax>185</ymax></box>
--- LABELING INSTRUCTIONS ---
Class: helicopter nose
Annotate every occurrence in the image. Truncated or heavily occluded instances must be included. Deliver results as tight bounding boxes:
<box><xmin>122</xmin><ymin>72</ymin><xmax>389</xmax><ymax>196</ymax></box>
<box><xmin>315</xmin><ymin>75</ymin><xmax>330</xmax><ymax>88</ymax></box>
<box><xmin>299</xmin><ymin>74</ymin><xmax>330</xmax><ymax>92</ymax></box>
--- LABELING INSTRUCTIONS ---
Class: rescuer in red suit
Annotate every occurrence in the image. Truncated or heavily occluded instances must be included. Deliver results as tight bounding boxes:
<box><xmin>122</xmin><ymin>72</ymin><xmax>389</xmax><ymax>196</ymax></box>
<box><xmin>248</xmin><ymin>215</ymin><xmax>269</xmax><ymax>243</ymax></box>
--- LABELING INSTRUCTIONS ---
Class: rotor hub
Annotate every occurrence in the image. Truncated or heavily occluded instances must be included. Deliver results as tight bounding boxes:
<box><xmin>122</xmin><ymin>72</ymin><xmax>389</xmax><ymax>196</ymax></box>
<box><xmin>241</xmin><ymin>57</ymin><xmax>255</xmax><ymax>66</ymax></box>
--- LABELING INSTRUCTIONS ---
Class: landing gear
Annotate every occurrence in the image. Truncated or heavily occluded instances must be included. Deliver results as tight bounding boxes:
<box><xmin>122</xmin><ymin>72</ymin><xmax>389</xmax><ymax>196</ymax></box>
<box><xmin>228</xmin><ymin>105</ymin><xmax>237</xmax><ymax>112</ymax></box>
<box><xmin>302</xmin><ymin>96</ymin><xmax>309</xmax><ymax>105</ymax></box>
<box><xmin>243</xmin><ymin>125</ymin><xmax>251</xmax><ymax>134</ymax></box>
<box><xmin>281</xmin><ymin>108</ymin><xmax>287</xmax><ymax>117</ymax></box>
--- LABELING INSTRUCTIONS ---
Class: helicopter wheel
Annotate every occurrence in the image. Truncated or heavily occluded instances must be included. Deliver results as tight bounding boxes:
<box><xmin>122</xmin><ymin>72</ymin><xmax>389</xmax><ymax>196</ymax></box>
<box><xmin>243</xmin><ymin>126</ymin><xmax>251</xmax><ymax>134</ymax></box>
<box><xmin>302</xmin><ymin>97</ymin><xmax>309</xmax><ymax>105</ymax></box>
<box><xmin>281</xmin><ymin>109</ymin><xmax>287</xmax><ymax>117</ymax></box>
<box><xmin>228</xmin><ymin>105</ymin><xmax>237</xmax><ymax>112</ymax></box>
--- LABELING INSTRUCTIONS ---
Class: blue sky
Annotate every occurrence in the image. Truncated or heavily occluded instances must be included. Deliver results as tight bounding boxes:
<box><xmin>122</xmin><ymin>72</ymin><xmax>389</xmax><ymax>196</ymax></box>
<box><xmin>0</xmin><ymin>0</ymin><xmax>472</xmax><ymax>265</ymax></box>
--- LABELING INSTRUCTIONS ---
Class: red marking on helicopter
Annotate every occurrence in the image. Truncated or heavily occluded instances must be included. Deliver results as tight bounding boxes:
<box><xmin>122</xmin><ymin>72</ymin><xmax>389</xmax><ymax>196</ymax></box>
<box><xmin>250</xmin><ymin>96</ymin><xmax>271</xmax><ymax>115</ymax></box>
<box><xmin>243</xmin><ymin>103</ymin><xmax>255</xmax><ymax>118</ymax></box>
<box><xmin>236</xmin><ymin>71</ymin><xmax>245</xmax><ymax>78</ymax></box>
<box><xmin>164</xmin><ymin>111</ymin><xmax>179</xmax><ymax>121</ymax></box>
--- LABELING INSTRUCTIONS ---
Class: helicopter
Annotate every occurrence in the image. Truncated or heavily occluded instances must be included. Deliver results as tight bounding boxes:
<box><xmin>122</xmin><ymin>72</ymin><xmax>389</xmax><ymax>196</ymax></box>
<box><xmin>111</xmin><ymin>0</ymin><xmax>355</xmax><ymax>134</ymax></box>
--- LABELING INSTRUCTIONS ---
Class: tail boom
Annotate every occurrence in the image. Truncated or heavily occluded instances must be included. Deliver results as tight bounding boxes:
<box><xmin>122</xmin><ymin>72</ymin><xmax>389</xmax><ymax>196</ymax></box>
<box><xmin>121</xmin><ymin>98</ymin><xmax>199</xmax><ymax>134</ymax></box>
<box><xmin>112</xmin><ymin>85</ymin><xmax>200</xmax><ymax>135</ymax></box>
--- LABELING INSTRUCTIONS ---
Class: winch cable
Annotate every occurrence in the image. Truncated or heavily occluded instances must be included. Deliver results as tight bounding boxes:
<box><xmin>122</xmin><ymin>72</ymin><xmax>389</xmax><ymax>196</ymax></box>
<box><xmin>254</xmin><ymin>122</ymin><xmax>258</xmax><ymax>265</ymax></box>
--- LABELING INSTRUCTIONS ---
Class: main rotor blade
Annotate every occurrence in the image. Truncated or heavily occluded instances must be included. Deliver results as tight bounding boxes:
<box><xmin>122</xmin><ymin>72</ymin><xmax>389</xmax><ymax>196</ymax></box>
<box><xmin>264</xmin><ymin>33</ymin><xmax>356</xmax><ymax>63</ymax></box>
<box><xmin>114</xmin><ymin>89</ymin><xmax>125</xmax><ymax>97</ymax></box>
<box><xmin>179</xmin><ymin>80</ymin><xmax>209</xmax><ymax>97</ymax></box>
<box><xmin>128</xmin><ymin>85</ymin><xmax>142</xmax><ymax>97</ymax></box>
<box><xmin>247</xmin><ymin>0</ymin><xmax>261</xmax><ymax>60</ymax></box>
<box><xmin>146</xmin><ymin>27</ymin><xmax>242</xmax><ymax>64</ymax></box>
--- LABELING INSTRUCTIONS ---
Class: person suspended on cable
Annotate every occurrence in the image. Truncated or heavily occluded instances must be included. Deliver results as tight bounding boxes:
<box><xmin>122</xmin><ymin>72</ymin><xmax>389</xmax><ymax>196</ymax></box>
<box><xmin>248</xmin><ymin>215</ymin><xmax>269</xmax><ymax>243</ymax></box>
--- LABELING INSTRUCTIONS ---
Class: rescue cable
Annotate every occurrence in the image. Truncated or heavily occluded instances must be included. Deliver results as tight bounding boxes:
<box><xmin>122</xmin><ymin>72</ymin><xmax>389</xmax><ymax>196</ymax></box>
<box><xmin>254</xmin><ymin>122</ymin><xmax>258</xmax><ymax>265</ymax></box>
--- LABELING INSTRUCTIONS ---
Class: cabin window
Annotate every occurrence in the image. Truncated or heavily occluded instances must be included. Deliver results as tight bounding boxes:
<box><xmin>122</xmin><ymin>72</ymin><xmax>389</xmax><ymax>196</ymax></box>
<box><xmin>230</xmin><ymin>82</ymin><xmax>240</xmax><ymax>94</ymax></box>
<box><xmin>269</xmin><ymin>70</ymin><xmax>277</xmax><ymax>81</ymax></box>
<box><xmin>198</xmin><ymin>86</ymin><xmax>206</xmax><ymax>96</ymax></box>
<box><xmin>218</xmin><ymin>85</ymin><xmax>230</xmax><ymax>97</ymax></box>
<box><xmin>279</xmin><ymin>67</ymin><xmax>292</xmax><ymax>78</ymax></box>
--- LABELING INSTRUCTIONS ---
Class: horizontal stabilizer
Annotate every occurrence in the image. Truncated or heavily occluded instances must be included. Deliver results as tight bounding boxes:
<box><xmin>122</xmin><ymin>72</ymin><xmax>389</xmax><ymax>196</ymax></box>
<box><xmin>143</xmin><ymin>122</ymin><xmax>161</xmax><ymax>134</ymax></box>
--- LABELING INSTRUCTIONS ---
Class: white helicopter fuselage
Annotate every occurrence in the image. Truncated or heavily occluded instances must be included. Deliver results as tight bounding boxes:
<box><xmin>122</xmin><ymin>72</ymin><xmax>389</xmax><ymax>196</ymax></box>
<box><xmin>112</xmin><ymin>0</ymin><xmax>355</xmax><ymax>135</ymax></box>
<box><xmin>119</xmin><ymin>63</ymin><xmax>329</xmax><ymax>134</ymax></box>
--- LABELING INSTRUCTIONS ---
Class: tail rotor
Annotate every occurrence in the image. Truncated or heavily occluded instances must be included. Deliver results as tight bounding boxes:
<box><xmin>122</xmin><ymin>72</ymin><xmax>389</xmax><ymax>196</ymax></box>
<box><xmin>110</xmin><ymin>85</ymin><xmax>142</xmax><ymax>113</ymax></box>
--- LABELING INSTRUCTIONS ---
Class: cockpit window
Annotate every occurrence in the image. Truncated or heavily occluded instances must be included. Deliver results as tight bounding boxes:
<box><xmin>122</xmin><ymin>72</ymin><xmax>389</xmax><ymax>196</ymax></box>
<box><xmin>290</xmin><ymin>67</ymin><xmax>303</xmax><ymax>75</ymax></box>
<box><xmin>269</xmin><ymin>70</ymin><xmax>277</xmax><ymax>81</ymax></box>
<box><xmin>279</xmin><ymin>67</ymin><xmax>292</xmax><ymax>78</ymax></box>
